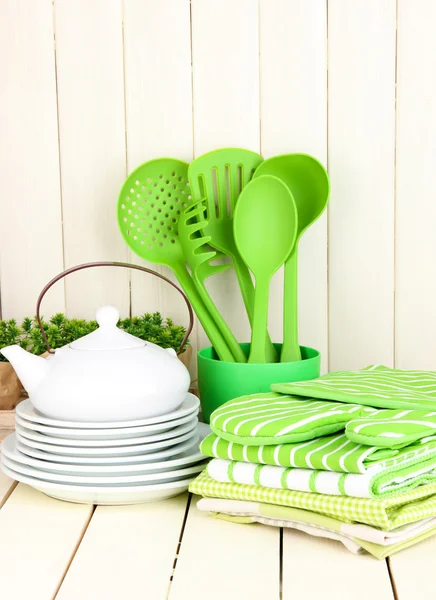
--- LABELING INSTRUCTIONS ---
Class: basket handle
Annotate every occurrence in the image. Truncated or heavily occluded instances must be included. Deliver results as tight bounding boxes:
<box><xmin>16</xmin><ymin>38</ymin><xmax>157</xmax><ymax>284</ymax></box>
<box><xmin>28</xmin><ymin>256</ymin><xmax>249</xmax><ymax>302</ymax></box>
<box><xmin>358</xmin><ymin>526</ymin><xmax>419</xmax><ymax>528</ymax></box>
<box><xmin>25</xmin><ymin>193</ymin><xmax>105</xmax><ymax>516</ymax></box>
<box><xmin>35</xmin><ymin>261</ymin><xmax>194</xmax><ymax>356</ymax></box>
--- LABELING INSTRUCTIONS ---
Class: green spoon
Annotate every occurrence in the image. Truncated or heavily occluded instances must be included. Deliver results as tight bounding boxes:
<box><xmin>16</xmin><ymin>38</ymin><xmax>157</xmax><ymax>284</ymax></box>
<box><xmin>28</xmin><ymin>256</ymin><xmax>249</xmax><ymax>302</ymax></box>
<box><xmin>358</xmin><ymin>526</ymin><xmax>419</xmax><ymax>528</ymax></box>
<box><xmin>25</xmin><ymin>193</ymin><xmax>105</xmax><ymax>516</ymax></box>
<box><xmin>253</xmin><ymin>154</ymin><xmax>330</xmax><ymax>363</ymax></box>
<box><xmin>233</xmin><ymin>175</ymin><xmax>298</xmax><ymax>363</ymax></box>
<box><xmin>117</xmin><ymin>158</ymin><xmax>235</xmax><ymax>362</ymax></box>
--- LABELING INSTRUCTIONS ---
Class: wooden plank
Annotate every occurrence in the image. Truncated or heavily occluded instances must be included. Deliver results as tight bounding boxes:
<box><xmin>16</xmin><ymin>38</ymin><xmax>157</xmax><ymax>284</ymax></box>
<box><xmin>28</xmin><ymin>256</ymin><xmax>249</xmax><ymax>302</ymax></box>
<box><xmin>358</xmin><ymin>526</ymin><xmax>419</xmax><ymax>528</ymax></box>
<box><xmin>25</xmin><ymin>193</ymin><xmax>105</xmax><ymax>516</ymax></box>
<box><xmin>395</xmin><ymin>0</ymin><xmax>436</xmax><ymax>369</ymax></box>
<box><xmin>191</xmin><ymin>0</ymin><xmax>260</xmax><ymax>349</ymax></box>
<box><xmin>123</xmin><ymin>0</ymin><xmax>196</xmax><ymax>375</ymax></box>
<box><xmin>54</xmin><ymin>0</ymin><xmax>129</xmax><ymax>318</ymax></box>
<box><xmin>169</xmin><ymin>496</ymin><xmax>280</xmax><ymax>600</ymax></box>
<box><xmin>259</xmin><ymin>0</ymin><xmax>328</xmax><ymax>370</ymax></box>
<box><xmin>388</xmin><ymin>536</ymin><xmax>436</xmax><ymax>599</ymax></box>
<box><xmin>0</xmin><ymin>470</ymin><xmax>16</xmax><ymax>507</ymax></box>
<box><xmin>0</xmin><ymin>484</ymin><xmax>93</xmax><ymax>600</ymax></box>
<box><xmin>56</xmin><ymin>494</ymin><xmax>189</xmax><ymax>600</ymax></box>
<box><xmin>327</xmin><ymin>0</ymin><xmax>396</xmax><ymax>371</ymax></box>
<box><xmin>0</xmin><ymin>0</ymin><xmax>64</xmax><ymax>319</ymax></box>
<box><xmin>282</xmin><ymin>529</ymin><xmax>394</xmax><ymax>599</ymax></box>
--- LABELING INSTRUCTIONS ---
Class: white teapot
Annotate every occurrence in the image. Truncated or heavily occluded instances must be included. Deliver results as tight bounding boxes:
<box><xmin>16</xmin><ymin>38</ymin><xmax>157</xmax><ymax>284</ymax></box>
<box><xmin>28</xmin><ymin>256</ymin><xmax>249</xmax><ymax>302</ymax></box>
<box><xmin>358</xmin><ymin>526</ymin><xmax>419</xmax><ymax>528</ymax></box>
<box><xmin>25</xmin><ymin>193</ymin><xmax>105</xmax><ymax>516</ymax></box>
<box><xmin>1</xmin><ymin>305</ymin><xmax>191</xmax><ymax>422</ymax></box>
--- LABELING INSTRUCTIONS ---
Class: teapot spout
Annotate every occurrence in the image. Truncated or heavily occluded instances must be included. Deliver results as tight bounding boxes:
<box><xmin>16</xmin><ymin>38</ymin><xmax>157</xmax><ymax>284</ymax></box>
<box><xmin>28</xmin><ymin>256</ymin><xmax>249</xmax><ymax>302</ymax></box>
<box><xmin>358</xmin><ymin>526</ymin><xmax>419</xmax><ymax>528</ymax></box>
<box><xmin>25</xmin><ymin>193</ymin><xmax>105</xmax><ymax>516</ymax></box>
<box><xmin>0</xmin><ymin>345</ymin><xmax>50</xmax><ymax>396</ymax></box>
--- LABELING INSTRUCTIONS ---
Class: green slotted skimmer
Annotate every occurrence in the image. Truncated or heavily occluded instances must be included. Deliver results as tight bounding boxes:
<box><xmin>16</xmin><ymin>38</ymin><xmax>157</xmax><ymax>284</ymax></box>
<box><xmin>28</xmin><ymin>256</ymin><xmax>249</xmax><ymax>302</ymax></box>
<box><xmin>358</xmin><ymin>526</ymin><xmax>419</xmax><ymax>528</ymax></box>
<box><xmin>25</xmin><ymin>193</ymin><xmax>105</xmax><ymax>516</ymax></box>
<box><xmin>117</xmin><ymin>158</ymin><xmax>235</xmax><ymax>362</ymax></box>
<box><xmin>179</xmin><ymin>200</ymin><xmax>247</xmax><ymax>363</ymax></box>
<box><xmin>233</xmin><ymin>175</ymin><xmax>298</xmax><ymax>364</ymax></box>
<box><xmin>254</xmin><ymin>154</ymin><xmax>330</xmax><ymax>363</ymax></box>
<box><xmin>188</xmin><ymin>148</ymin><xmax>278</xmax><ymax>363</ymax></box>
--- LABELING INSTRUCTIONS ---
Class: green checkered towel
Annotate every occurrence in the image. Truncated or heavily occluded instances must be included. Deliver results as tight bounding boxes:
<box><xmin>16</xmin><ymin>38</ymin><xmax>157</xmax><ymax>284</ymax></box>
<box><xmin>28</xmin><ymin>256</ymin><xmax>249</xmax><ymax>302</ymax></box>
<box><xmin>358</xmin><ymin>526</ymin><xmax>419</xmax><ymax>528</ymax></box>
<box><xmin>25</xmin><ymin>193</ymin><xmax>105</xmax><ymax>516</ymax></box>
<box><xmin>272</xmin><ymin>365</ymin><xmax>436</xmax><ymax>411</ymax></box>
<box><xmin>189</xmin><ymin>470</ymin><xmax>436</xmax><ymax>530</ymax></box>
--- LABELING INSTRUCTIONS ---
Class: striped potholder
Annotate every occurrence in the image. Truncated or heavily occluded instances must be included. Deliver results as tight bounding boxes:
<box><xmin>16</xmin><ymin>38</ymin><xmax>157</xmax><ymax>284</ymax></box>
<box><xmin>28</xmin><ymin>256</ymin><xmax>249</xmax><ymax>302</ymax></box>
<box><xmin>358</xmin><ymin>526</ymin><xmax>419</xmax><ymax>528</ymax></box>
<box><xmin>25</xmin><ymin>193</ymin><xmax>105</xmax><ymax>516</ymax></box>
<box><xmin>209</xmin><ymin>392</ymin><xmax>373</xmax><ymax>446</ymax></box>
<box><xmin>346</xmin><ymin>409</ymin><xmax>436</xmax><ymax>448</ymax></box>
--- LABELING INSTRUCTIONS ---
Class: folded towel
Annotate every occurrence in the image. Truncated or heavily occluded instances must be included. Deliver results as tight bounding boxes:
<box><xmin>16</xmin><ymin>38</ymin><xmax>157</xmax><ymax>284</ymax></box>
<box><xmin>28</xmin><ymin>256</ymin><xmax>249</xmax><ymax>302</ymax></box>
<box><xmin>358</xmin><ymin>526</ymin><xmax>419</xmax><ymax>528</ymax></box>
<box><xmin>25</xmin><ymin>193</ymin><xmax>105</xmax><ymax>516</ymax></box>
<box><xmin>189</xmin><ymin>470</ymin><xmax>436</xmax><ymax>530</ymax></box>
<box><xmin>272</xmin><ymin>365</ymin><xmax>436</xmax><ymax>411</ymax></box>
<box><xmin>207</xmin><ymin>456</ymin><xmax>436</xmax><ymax>498</ymax></box>
<box><xmin>210</xmin><ymin>392</ymin><xmax>374</xmax><ymax>445</ymax></box>
<box><xmin>200</xmin><ymin>432</ymin><xmax>436</xmax><ymax>474</ymax></box>
<box><xmin>196</xmin><ymin>498</ymin><xmax>436</xmax><ymax>559</ymax></box>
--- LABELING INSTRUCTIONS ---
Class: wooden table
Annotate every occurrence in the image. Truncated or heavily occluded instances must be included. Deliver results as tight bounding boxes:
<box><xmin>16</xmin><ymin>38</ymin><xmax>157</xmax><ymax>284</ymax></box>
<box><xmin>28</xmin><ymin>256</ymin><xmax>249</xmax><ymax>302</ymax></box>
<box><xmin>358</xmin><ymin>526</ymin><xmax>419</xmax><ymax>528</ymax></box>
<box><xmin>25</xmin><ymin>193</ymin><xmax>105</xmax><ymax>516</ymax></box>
<box><xmin>0</xmin><ymin>436</ymin><xmax>434</xmax><ymax>599</ymax></box>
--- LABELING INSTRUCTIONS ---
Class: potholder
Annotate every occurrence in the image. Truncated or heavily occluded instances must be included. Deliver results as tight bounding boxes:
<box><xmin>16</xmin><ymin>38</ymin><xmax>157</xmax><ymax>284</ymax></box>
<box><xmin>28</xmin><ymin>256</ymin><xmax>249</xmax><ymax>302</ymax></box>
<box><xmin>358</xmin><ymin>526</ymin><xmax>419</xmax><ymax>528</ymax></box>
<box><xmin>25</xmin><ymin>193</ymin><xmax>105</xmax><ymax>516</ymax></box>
<box><xmin>346</xmin><ymin>409</ymin><xmax>436</xmax><ymax>448</ymax></box>
<box><xmin>209</xmin><ymin>392</ymin><xmax>374</xmax><ymax>446</ymax></box>
<box><xmin>271</xmin><ymin>365</ymin><xmax>436</xmax><ymax>411</ymax></box>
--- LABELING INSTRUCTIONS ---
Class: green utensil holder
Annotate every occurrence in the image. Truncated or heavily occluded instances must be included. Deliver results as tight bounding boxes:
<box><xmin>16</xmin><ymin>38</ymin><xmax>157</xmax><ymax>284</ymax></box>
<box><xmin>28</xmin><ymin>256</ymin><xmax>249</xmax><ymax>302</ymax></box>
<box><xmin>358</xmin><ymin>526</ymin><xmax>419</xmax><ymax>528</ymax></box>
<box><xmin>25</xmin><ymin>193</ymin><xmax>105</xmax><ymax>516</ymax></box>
<box><xmin>198</xmin><ymin>343</ymin><xmax>320</xmax><ymax>423</ymax></box>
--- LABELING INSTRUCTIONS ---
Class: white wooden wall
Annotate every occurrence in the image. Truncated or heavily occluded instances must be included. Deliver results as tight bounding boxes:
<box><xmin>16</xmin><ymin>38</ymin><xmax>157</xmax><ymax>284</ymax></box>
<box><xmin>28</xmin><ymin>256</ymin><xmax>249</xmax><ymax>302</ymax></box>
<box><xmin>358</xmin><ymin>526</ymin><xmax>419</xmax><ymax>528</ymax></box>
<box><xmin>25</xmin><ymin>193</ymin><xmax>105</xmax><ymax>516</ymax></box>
<box><xmin>1</xmin><ymin>0</ymin><xmax>435</xmax><ymax>375</ymax></box>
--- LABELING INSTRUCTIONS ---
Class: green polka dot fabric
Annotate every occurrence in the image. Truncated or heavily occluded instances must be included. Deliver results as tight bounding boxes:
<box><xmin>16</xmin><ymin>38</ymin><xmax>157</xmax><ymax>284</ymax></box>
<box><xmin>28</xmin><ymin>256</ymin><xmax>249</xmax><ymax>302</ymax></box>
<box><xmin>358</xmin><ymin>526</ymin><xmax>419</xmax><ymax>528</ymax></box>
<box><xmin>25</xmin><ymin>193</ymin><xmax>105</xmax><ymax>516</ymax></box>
<box><xmin>209</xmin><ymin>392</ymin><xmax>374</xmax><ymax>446</ymax></box>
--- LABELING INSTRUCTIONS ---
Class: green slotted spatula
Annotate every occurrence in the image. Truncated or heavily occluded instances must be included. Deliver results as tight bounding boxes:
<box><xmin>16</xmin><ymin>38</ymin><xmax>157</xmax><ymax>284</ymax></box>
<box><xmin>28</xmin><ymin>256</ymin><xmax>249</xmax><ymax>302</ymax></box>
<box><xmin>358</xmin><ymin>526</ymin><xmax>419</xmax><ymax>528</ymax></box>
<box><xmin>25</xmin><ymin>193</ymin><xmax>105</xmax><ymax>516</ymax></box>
<box><xmin>117</xmin><ymin>158</ymin><xmax>235</xmax><ymax>362</ymax></box>
<box><xmin>188</xmin><ymin>148</ymin><xmax>279</xmax><ymax>363</ymax></box>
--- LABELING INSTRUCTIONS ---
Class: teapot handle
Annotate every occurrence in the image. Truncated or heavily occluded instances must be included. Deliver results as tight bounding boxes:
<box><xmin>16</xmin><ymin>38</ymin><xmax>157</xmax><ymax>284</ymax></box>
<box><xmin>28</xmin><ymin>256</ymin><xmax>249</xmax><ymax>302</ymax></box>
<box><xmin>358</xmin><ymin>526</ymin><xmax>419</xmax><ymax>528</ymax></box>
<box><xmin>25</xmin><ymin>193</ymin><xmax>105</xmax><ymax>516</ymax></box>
<box><xmin>35</xmin><ymin>261</ymin><xmax>194</xmax><ymax>356</ymax></box>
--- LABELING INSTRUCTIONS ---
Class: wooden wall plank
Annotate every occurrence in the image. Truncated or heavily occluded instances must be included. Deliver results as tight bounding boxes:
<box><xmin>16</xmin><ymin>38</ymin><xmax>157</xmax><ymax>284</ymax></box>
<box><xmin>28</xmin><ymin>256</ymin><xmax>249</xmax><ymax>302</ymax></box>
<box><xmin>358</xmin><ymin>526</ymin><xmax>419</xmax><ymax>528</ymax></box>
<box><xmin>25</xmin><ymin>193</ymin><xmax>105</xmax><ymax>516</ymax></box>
<box><xmin>169</xmin><ymin>497</ymin><xmax>280</xmax><ymax>599</ymax></box>
<box><xmin>123</xmin><ymin>0</ymin><xmax>195</xmax><ymax>365</ymax></box>
<box><xmin>282</xmin><ymin>530</ymin><xmax>394</xmax><ymax>599</ymax></box>
<box><xmin>260</xmin><ymin>0</ymin><xmax>328</xmax><ymax>370</ymax></box>
<box><xmin>395</xmin><ymin>0</ymin><xmax>436</xmax><ymax>370</ymax></box>
<box><xmin>54</xmin><ymin>0</ymin><xmax>129</xmax><ymax>318</ymax></box>
<box><xmin>0</xmin><ymin>0</ymin><xmax>64</xmax><ymax>319</ymax></box>
<box><xmin>191</xmin><ymin>0</ymin><xmax>260</xmax><ymax>350</ymax></box>
<box><xmin>0</xmin><ymin>484</ymin><xmax>93</xmax><ymax>600</ymax></box>
<box><xmin>57</xmin><ymin>494</ymin><xmax>188</xmax><ymax>600</ymax></box>
<box><xmin>328</xmin><ymin>0</ymin><xmax>396</xmax><ymax>371</ymax></box>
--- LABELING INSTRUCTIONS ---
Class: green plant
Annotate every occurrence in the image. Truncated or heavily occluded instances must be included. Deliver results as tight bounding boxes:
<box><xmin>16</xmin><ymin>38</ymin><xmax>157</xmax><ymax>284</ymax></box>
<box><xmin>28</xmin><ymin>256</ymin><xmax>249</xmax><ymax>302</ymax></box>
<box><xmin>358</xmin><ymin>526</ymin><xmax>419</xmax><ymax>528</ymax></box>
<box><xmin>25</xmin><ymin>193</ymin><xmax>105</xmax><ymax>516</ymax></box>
<box><xmin>0</xmin><ymin>312</ymin><xmax>188</xmax><ymax>361</ymax></box>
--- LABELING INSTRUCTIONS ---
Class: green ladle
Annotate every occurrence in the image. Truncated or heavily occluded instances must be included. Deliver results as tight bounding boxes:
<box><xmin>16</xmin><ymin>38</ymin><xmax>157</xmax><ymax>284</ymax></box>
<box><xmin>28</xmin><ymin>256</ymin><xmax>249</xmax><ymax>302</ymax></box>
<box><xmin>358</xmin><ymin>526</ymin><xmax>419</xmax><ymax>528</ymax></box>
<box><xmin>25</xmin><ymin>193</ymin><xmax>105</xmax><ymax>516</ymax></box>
<box><xmin>233</xmin><ymin>175</ymin><xmax>298</xmax><ymax>363</ymax></box>
<box><xmin>254</xmin><ymin>154</ymin><xmax>330</xmax><ymax>362</ymax></box>
<box><xmin>117</xmin><ymin>158</ymin><xmax>235</xmax><ymax>362</ymax></box>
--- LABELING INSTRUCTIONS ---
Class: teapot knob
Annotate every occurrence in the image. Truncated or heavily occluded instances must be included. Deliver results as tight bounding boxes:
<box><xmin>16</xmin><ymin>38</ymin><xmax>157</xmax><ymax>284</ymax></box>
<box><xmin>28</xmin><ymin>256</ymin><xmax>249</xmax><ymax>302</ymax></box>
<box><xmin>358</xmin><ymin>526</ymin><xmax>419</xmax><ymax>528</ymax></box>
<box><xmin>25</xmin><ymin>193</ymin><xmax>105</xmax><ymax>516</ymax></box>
<box><xmin>96</xmin><ymin>306</ymin><xmax>120</xmax><ymax>328</ymax></box>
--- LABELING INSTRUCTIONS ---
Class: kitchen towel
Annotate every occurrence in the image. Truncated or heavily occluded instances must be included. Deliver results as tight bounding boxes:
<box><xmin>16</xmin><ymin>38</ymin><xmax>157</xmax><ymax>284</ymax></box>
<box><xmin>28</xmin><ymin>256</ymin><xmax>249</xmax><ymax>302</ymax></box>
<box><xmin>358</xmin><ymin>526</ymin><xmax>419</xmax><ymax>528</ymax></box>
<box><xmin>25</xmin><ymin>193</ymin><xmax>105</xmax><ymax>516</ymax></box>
<box><xmin>196</xmin><ymin>499</ymin><xmax>436</xmax><ymax>560</ymax></box>
<box><xmin>189</xmin><ymin>470</ymin><xmax>436</xmax><ymax>530</ymax></box>
<box><xmin>272</xmin><ymin>365</ymin><xmax>436</xmax><ymax>411</ymax></box>
<box><xmin>200</xmin><ymin>432</ymin><xmax>436</xmax><ymax>474</ymax></box>
<box><xmin>209</xmin><ymin>392</ymin><xmax>374</xmax><ymax>445</ymax></box>
<box><xmin>196</xmin><ymin>498</ymin><xmax>436</xmax><ymax>546</ymax></box>
<box><xmin>207</xmin><ymin>456</ymin><xmax>436</xmax><ymax>498</ymax></box>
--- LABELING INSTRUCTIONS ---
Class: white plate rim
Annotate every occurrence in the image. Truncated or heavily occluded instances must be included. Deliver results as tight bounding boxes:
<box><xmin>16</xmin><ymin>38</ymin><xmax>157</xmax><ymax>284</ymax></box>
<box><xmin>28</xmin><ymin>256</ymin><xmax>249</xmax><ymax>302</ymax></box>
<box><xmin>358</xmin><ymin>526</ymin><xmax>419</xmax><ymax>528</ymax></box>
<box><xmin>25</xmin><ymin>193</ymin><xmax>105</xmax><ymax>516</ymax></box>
<box><xmin>2</xmin><ymin>434</ymin><xmax>206</xmax><ymax>474</ymax></box>
<box><xmin>15</xmin><ymin>429</ymin><xmax>195</xmax><ymax>456</ymax></box>
<box><xmin>16</xmin><ymin>393</ymin><xmax>200</xmax><ymax>429</ymax></box>
<box><xmin>15</xmin><ymin>419</ymin><xmax>198</xmax><ymax>447</ymax></box>
<box><xmin>15</xmin><ymin>435</ymin><xmax>199</xmax><ymax>465</ymax></box>
<box><xmin>14</xmin><ymin>410</ymin><xmax>198</xmax><ymax>439</ymax></box>
<box><xmin>1</xmin><ymin>453</ymin><xmax>206</xmax><ymax>485</ymax></box>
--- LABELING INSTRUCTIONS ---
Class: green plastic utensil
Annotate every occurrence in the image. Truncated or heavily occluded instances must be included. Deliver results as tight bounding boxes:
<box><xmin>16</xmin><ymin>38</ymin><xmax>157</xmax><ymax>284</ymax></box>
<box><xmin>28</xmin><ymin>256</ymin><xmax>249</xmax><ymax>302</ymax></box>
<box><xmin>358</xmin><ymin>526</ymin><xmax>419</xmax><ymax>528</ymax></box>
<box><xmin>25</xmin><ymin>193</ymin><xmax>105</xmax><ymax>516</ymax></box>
<box><xmin>188</xmin><ymin>148</ymin><xmax>279</xmax><ymax>363</ymax></box>
<box><xmin>254</xmin><ymin>154</ymin><xmax>330</xmax><ymax>363</ymax></box>
<box><xmin>178</xmin><ymin>201</ymin><xmax>247</xmax><ymax>363</ymax></box>
<box><xmin>233</xmin><ymin>175</ymin><xmax>298</xmax><ymax>364</ymax></box>
<box><xmin>117</xmin><ymin>158</ymin><xmax>235</xmax><ymax>362</ymax></box>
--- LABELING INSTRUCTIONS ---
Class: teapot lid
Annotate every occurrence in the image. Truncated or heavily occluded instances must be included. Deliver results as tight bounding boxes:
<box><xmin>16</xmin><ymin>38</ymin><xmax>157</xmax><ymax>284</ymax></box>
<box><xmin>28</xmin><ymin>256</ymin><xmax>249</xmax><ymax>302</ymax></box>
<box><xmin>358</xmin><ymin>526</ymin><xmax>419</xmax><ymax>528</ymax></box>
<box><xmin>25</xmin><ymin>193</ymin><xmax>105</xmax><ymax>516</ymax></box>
<box><xmin>70</xmin><ymin>306</ymin><xmax>146</xmax><ymax>351</ymax></box>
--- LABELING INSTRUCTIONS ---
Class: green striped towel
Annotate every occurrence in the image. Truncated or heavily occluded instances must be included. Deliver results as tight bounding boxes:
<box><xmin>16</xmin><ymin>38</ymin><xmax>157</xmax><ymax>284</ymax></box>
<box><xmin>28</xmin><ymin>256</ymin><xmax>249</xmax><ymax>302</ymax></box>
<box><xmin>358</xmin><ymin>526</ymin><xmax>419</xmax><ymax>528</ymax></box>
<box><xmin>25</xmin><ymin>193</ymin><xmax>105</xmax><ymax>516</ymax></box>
<box><xmin>200</xmin><ymin>432</ymin><xmax>436</xmax><ymax>474</ymax></box>
<box><xmin>210</xmin><ymin>392</ymin><xmax>374</xmax><ymax>445</ymax></box>
<box><xmin>272</xmin><ymin>365</ymin><xmax>436</xmax><ymax>410</ymax></box>
<box><xmin>189</xmin><ymin>470</ymin><xmax>436</xmax><ymax>530</ymax></box>
<box><xmin>207</xmin><ymin>456</ymin><xmax>436</xmax><ymax>498</ymax></box>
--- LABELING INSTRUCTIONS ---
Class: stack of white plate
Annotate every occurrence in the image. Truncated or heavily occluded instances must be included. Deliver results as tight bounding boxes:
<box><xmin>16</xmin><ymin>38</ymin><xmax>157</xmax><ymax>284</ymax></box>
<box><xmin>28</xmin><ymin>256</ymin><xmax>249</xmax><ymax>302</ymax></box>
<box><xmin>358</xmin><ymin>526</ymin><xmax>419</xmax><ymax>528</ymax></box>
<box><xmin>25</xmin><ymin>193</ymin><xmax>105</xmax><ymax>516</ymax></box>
<box><xmin>1</xmin><ymin>393</ymin><xmax>210</xmax><ymax>505</ymax></box>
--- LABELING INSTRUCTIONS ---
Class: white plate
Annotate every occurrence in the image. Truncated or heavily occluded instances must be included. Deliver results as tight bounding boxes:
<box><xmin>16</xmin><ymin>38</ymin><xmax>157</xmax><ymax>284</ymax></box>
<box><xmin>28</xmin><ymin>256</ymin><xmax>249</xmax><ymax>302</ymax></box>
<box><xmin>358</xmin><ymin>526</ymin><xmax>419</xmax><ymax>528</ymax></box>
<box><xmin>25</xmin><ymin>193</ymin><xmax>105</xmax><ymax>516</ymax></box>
<box><xmin>1</xmin><ymin>453</ymin><xmax>207</xmax><ymax>485</ymax></box>
<box><xmin>0</xmin><ymin>462</ymin><xmax>195</xmax><ymax>505</ymax></box>
<box><xmin>2</xmin><ymin>433</ymin><xmax>207</xmax><ymax>475</ymax></box>
<box><xmin>15</xmin><ymin>410</ymin><xmax>199</xmax><ymax>440</ymax></box>
<box><xmin>17</xmin><ymin>393</ymin><xmax>200</xmax><ymax>429</ymax></box>
<box><xmin>15</xmin><ymin>418</ymin><xmax>198</xmax><ymax>447</ymax></box>
<box><xmin>16</xmin><ymin>428</ymin><xmax>196</xmax><ymax>457</ymax></box>
<box><xmin>15</xmin><ymin>436</ymin><xmax>199</xmax><ymax>465</ymax></box>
